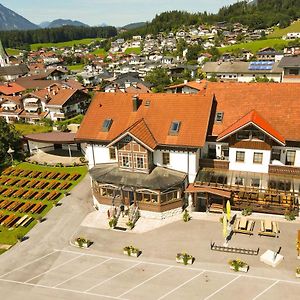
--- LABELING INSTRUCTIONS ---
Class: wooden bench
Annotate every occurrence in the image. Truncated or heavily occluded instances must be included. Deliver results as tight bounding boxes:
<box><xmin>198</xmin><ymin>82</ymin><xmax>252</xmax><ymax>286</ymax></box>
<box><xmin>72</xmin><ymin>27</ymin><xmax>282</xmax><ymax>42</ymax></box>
<box><xmin>47</xmin><ymin>181</ymin><xmax>60</xmax><ymax>190</ymax></box>
<box><xmin>233</xmin><ymin>218</ymin><xmax>255</xmax><ymax>235</ymax></box>
<box><xmin>69</xmin><ymin>173</ymin><xmax>80</xmax><ymax>181</ymax></box>
<box><xmin>15</xmin><ymin>215</ymin><xmax>28</xmax><ymax>228</ymax></box>
<box><xmin>2</xmin><ymin>167</ymin><xmax>14</xmax><ymax>175</ymax></box>
<box><xmin>46</xmin><ymin>191</ymin><xmax>60</xmax><ymax>201</ymax></box>
<box><xmin>209</xmin><ymin>203</ymin><xmax>224</xmax><ymax>213</ymax></box>
<box><xmin>57</xmin><ymin>182</ymin><xmax>71</xmax><ymax>191</ymax></box>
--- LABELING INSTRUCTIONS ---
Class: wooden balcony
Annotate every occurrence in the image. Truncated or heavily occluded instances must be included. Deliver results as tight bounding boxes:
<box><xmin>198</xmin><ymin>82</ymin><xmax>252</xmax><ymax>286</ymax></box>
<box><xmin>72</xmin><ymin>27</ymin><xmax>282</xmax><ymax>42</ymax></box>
<box><xmin>200</xmin><ymin>159</ymin><xmax>229</xmax><ymax>170</ymax></box>
<box><xmin>269</xmin><ymin>164</ymin><xmax>300</xmax><ymax>176</ymax></box>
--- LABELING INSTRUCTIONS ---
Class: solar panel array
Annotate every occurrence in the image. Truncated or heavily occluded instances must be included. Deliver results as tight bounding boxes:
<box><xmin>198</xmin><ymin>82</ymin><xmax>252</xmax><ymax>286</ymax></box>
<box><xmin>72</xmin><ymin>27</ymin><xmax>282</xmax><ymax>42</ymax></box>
<box><xmin>248</xmin><ymin>61</ymin><xmax>274</xmax><ymax>71</ymax></box>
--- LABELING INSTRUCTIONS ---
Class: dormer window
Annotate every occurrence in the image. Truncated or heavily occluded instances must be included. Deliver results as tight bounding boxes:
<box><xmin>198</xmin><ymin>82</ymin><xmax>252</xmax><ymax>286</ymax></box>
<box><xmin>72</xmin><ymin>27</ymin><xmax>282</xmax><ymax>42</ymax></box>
<box><xmin>169</xmin><ymin>121</ymin><xmax>181</xmax><ymax>135</ymax></box>
<box><xmin>215</xmin><ymin>112</ymin><xmax>224</xmax><ymax>123</ymax></box>
<box><xmin>102</xmin><ymin>118</ymin><xmax>113</xmax><ymax>132</ymax></box>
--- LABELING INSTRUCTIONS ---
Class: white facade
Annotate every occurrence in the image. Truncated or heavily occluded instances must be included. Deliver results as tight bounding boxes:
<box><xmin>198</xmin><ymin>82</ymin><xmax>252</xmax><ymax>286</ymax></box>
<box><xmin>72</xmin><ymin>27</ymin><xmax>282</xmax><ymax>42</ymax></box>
<box><xmin>229</xmin><ymin>148</ymin><xmax>271</xmax><ymax>173</ymax></box>
<box><xmin>85</xmin><ymin>144</ymin><xmax>199</xmax><ymax>182</ymax></box>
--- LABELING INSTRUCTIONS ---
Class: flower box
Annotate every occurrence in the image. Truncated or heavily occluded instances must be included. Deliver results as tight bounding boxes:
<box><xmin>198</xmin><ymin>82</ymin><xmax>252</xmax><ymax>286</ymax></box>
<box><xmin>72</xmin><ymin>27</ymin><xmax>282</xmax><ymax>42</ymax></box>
<box><xmin>230</xmin><ymin>265</ymin><xmax>249</xmax><ymax>272</ymax></box>
<box><xmin>123</xmin><ymin>246</ymin><xmax>141</xmax><ymax>257</ymax></box>
<box><xmin>176</xmin><ymin>253</ymin><xmax>194</xmax><ymax>265</ymax></box>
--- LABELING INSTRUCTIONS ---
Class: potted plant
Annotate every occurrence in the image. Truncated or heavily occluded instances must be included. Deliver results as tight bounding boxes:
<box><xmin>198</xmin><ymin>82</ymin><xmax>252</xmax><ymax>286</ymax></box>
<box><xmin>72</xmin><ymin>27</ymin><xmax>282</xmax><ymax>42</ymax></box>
<box><xmin>183</xmin><ymin>209</ymin><xmax>191</xmax><ymax>222</ymax></box>
<box><xmin>296</xmin><ymin>267</ymin><xmax>300</xmax><ymax>278</ymax></box>
<box><xmin>75</xmin><ymin>237</ymin><xmax>92</xmax><ymax>248</ymax></box>
<box><xmin>176</xmin><ymin>253</ymin><xmax>194</xmax><ymax>265</ymax></box>
<box><xmin>229</xmin><ymin>259</ymin><xmax>249</xmax><ymax>272</ymax></box>
<box><xmin>126</xmin><ymin>220</ymin><xmax>134</xmax><ymax>230</ymax></box>
<box><xmin>109</xmin><ymin>217</ymin><xmax>117</xmax><ymax>229</ymax></box>
<box><xmin>123</xmin><ymin>246</ymin><xmax>141</xmax><ymax>257</ymax></box>
<box><xmin>242</xmin><ymin>207</ymin><xmax>252</xmax><ymax>216</ymax></box>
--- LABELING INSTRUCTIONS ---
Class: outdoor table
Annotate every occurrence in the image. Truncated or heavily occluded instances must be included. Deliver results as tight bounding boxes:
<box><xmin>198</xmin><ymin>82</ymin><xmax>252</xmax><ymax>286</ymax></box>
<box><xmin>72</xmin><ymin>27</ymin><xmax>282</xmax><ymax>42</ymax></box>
<box><xmin>239</xmin><ymin>217</ymin><xmax>248</xmax><ymax>229</ymax></box>
<box><xmin>265</xmin><ymin>219</ymin><xmax>272</xmax><ymax>231</ymax></box>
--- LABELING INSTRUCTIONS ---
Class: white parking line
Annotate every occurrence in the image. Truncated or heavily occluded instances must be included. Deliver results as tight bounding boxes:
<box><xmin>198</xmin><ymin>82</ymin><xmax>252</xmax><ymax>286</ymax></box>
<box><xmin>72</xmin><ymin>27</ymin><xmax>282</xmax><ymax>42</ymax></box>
<box><xmin>158</xmin><ymin>271</ymin><xmax>205</xmax><ymax>300</ymax></box>
<box><xmin>118</xmin><ymin>266</ymin><xmax>173</xmax><ymax>297</ymax></box>
<box><xmin>85</xmin><ymin>262</ymin><xmax>142</xmax><ymax>292</ymax></box>
<box><xmin>203</xmin><ymin>275</ymin><xmax>241</xmax><ymax>300</ymax></box>
<box><xmin>25</xmin><ymin>254</ymin><xmax>84</xmax><ymax>283</ymax></box>
<box><xmin>0</xmin><ymin>250</ymin><xmax>58</xmax><ymax>278</ymax></box>
<box><xmin>0</xmin><ymin>278</ymin><xmax>127</xmax><ymax>300</ymax></box>
<box><xmin>54</xmin><ymin>258</ymin><xmax>112</xmax><ymax>288</ymax></box>
<box><xmin>252</xmin><ymin>280</ymin><xmax>279</xmax><ymax>300</ymax></box>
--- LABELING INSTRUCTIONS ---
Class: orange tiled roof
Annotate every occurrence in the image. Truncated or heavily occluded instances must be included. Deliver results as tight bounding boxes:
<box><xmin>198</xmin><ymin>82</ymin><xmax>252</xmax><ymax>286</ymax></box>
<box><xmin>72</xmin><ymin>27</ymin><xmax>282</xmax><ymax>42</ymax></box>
<box><xmin>217</xmin><ymin>110</ymin><xmax>285</xmax><ymax>145</ymax></box>
<box><xmin>76</xmin><ymin>92</ymin><xmax>213</xmax><ymax>148</ymax></box>
<box><xmin>203</xmin><ymin>82</ymin><xmax>300</xmax><ymax>142</ymax></box>
<box><xmin>108</xmin><ymin>119</ymin><xmax>158</xmax><ymax>150</ymax></box>
<box><xmin>46</xmin><ymin>89</ymin><xmax>77</xmax><ymax>106</ymax></box>
<box><xmin>166</xmin><ymin>80</ymin><xmax>207</xmax><ymax>91</ymax></box>
<box><xmin>0</xmin><ymin>83</ymin><xmax>25</xmax><ymax>95</ymax></box>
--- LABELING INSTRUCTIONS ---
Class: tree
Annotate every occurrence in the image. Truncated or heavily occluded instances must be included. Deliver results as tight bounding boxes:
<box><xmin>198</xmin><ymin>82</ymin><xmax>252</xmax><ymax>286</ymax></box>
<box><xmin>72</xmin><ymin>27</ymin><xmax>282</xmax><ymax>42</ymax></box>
<box><xmin>144</xmin><ymin>67</ymin><xmax>171</xmax><ymax>92</ymax></box>
<box><xmin>0</xmin><ymin>119</ymin><xmax>21</xmax><ymax>166</ymax></box>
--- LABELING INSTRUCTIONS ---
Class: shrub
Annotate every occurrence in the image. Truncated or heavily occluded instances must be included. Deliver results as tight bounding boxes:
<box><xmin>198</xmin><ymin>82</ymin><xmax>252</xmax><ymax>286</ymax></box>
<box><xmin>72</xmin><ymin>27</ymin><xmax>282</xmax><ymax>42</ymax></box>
<box><xmin>296</xmin><ymin>267</ymin><xmax>300</xmax><ymax>275</ymax></box>
<box><xmin>183</xmin><ymin>209</ymin><xmax>191</xmax><ymax>222</ymax></box>
<box><xmin>109</xmin><ymin>217</ymin><xmax>117</xmax><ymax>228</ymax></box>
<box><xmin>176</xmin><ymin>253</ymin><xmax>194</xmax><ymax>265</ymax></box>
<box><xmin>285</xmin><ymin>210</ymin><xmax>296</xmax><ymax>221</ymax></box>
<box><xmin>123</xmin><ymin>245</ymin><xmax>139</xmax><ymax>256</ymax></box>
<box><xmin>242</xmin><ymin>207</ymin><xmax>252</xmax><ymax>216</ymax></box>
<box><xmin>126</xmin><ymin>220</ymin><xmax>134</xmax><ymax>229</ymax></box>
<box><xmin>76</xmin><ymin>237</ymin><xmax>91</xmax><ymax>248</ymax></box>
<box><xmin>228</xmin><ymin>259</ymin><xmax>247</xmax><ymax>271</ymax></box>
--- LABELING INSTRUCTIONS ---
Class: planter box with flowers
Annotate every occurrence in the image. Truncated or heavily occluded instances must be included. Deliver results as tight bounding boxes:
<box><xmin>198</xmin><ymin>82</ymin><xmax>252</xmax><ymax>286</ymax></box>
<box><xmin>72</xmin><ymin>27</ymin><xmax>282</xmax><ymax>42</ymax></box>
<box><xmin>229</xmin><ymin>259</ymin><xmax>249</xmax><ymax>272</ymax></box>
<box><xmin>123</xmin><ymin>246</ymin><xmax>141</xmax><ymax>257</ymax></box>
<box><xmin>176</xmin><ymin>253</ymin><xmax>194</xmax><ymax>265</ymax></box>
<box><xmin>75</xmin><ymin>237</ymin><xmax>92</xmax><ymax>248</ymax></box>
<box><xmin>296</xmin><ymin>267</ymin><xmax>300</xmax><ymax>278</ymax></box>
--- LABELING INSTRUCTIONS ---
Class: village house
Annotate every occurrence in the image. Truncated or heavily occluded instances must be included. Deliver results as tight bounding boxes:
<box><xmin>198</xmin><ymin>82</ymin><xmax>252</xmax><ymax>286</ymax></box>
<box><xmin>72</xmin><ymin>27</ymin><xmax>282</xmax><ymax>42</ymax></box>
<box><xmin>278</xmin><ymin>56</ymin><xmax>300</xmax><ymax>83</ymax></box>
<box><xmin>76</xmin><ymin>82</ymin><xmax>300</xmax><ymax>219</ymax></box>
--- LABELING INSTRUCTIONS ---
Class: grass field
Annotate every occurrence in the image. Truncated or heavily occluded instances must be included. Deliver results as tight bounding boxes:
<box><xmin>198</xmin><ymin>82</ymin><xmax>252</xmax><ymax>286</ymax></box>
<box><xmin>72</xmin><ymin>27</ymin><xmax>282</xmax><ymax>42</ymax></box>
<box><xmin>66</xmin><ymin>64</ymin><xmax>85</xmax><ymax>71</ymax></box>
<box><xmin>219</xmin><ymin>38</ymin><xmax>289</xmax><ymax>54</ymax></box>
<box><xmin>268</xmin><ymin>21</ymin><xmax>300</xmax><ymax>38</ymax></box>
<box><xmin>6</xmin><ymin>48</ymin><xmax>21</xmax><ymax>56</ymax></box>
<box><xmin>0</xmin><ymin>162</ymin><xmax>87</xmax><ymax>247</ymax></box>
<box><xmin>14</xmin><ymin>124</ymin><xmax>52</xmax><ymax>135</ymax></box>
<box><xmin>124</xmin><ymin>47</ymin><xmax>141</xmax><ymax>55</ymax></box>
<box><xmin>92</xmin><ymin>48</ymin><xmax>107</xmax><ymax>56</ymax></box>
<box><xmin>30</xmin><ymin>38</ymin><xmax>103</xmax><ymax>51</ymax></box>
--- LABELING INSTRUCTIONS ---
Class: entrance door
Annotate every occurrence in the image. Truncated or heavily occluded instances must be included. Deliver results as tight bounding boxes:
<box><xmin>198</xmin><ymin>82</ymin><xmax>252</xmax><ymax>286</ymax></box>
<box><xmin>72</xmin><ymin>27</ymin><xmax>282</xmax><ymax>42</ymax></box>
<box><xmin>129</xmin><ymin>191</ymin><xmax>134</xmax><ymax>205</ymax></box>
<box><xmin>195</xmin><ymin>193</ymin><xmax>207</xmax><ymax>212</ymax></box>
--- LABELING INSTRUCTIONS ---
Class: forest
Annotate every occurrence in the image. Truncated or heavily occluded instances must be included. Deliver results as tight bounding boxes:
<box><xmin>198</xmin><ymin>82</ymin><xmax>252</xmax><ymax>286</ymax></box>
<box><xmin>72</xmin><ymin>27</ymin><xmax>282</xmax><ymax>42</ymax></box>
<box><xmin>0</xmin><ymin>25</ymin><xmax>117</xmax><ymax>50</ymax></box>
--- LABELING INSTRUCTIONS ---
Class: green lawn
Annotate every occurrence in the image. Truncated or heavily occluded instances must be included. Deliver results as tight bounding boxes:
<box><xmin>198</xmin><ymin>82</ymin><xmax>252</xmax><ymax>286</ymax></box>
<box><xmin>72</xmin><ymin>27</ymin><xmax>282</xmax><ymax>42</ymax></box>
<box><xmin>268</xmin><ymin>21</ymin><xmax>300</xmax><ymax>38</ymax></box>
<box><xmin>30</xmin><ymin>38</ymin><xmax>103</xmax><ymax>51</ymax></box>
<box><xmin>0</xmin><ymin>162</ymin><xmax>87</xmax><ymax>248</ymax></box>
<box><xmin>6</xmin><ymin>48</ymin><xmax>21</xmax><ymax>56</ymax></box>
<box><xmin>14</xmin><ymin>124</ymin><xmax>52</xmax><ymax>135</ymax></box>
<box><xmin>92</xmin><ymin>48</ymin><xmax>107</xmax><ymax>56</ymax></box>
<box><xmin>219</xmin><ymin>38</ymin><xmax>289</xmax><ymax>54</ymax></box>
<box><xmin>67</xmin><ymin>64</ymin><xmax>85</xmax><ymax>71</ymax></box>
<box><xmin>124</xmin><ymin>47</ymin><xmax>141</xmax><ymax>55</ymax></box>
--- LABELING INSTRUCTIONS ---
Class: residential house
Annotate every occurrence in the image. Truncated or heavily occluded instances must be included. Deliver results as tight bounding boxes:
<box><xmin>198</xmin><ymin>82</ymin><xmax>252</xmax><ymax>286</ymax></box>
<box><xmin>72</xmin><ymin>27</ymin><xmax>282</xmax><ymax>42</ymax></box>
<box><xmin>278</xmin><ymin>56</ymin><xmax>300</xmax><ymax>83</ymax></box>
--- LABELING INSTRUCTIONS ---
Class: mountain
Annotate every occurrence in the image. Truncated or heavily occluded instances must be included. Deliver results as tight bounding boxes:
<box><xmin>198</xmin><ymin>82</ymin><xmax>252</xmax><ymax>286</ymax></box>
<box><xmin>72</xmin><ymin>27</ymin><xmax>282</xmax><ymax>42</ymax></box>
<box><xmin>0</xmin><ymin>3</ymin><xmax>38</xmax><ymax>31</ymax></box>
<box><xmin>46</xmin><ymin>19</ymin><xmax>89</xmax><ymax>28</ymax></box>
<box><xmin>39</xmin><ymin>21</ymin><xmax>51</xmax><ymax>28</ymax></box>
<box><xmin>122</xmin><ymin>22</ymin><xmax>147</xmax><ymax>30</ymax></box>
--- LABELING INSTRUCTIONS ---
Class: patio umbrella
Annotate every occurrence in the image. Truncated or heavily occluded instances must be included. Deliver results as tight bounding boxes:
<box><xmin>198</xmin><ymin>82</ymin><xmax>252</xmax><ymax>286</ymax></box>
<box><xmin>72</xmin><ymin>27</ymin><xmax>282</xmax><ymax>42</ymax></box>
<box><xmin>226</xmin><ymin>200</ymin><xmax>231</xmax><ymax>222</ymax></box>
<box><xmin>222</xmin><ymin>214</ymin><xmax>227</xmax><ymax>239</ymax></box>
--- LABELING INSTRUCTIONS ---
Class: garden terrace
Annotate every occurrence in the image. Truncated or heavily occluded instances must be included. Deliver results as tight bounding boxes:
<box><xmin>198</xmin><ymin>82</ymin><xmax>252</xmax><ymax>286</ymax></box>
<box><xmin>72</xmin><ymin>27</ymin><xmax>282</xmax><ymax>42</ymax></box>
<box><xmin>0</xmin><ymin>162</ymin><xmax>87</xmax><ymax>252</ymax></box>
<box><xmin>192</xmin><ymin>168</ymin><xmax>300</xmax><ymax>215</ymax></box>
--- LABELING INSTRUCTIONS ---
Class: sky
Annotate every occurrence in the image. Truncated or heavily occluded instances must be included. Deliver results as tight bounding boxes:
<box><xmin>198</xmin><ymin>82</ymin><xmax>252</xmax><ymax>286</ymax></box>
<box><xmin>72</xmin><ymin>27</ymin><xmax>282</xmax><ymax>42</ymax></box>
<box><xmin>0</xmin><ymin>0</ymin><xmax>235</xmax><ymax>27</ymax></box>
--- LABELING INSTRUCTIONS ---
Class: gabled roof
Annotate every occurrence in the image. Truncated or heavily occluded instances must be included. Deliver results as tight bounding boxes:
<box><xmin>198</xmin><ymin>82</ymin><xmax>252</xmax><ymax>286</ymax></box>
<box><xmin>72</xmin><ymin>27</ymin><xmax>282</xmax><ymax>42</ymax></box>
<box><xmin>76</xmin><ymin>92</ymin><xmax>213</xmax><ymax>148</ymax></box>
<box><xmin>165</xmin><ymin>80</ymin><xmax>207</xmax><ymax>91</ymax></box>
<box><xmin>46</xmin><ymin>89</ymin><xmax>78</xmax><ymax>107</ymax></box>
<box><xmin>0</xmin><ymin>83</ymin><xmax>25</xmax><ymax>95</ymax></box>
<box><xmin>107</xmin><ymin>119</ymin><xmax>157</xmax><ymax>151</ymax></box>
<box><xmin>217</xmin><ymin>110</ymin><xmax>285</xmax><ymax>145</ymax></box>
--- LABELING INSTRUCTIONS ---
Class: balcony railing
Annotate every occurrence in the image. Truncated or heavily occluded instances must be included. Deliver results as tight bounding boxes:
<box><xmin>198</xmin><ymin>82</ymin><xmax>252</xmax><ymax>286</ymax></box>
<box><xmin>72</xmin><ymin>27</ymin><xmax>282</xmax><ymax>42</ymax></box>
<box><xmin>269</xmin><ymin>164</ymin><xmax>300</xmax><ymax>176</ymax></box>
<box><xmin>200</xmin><ymin>158</ymin><xmax>229</xmax><ymax>169</ymax></box>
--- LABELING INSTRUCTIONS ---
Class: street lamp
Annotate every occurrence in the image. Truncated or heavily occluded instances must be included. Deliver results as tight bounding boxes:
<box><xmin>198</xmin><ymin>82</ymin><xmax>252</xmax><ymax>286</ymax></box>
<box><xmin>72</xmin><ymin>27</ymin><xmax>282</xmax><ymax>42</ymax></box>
<box><xmin>7</xmin><ymin>146</ymin><xmax>14</xmax><ymax>166</ymax></box>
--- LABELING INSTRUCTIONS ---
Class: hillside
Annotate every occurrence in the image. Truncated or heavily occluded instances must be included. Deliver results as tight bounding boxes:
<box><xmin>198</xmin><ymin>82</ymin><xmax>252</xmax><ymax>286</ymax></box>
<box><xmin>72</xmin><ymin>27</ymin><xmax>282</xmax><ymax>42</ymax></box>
<box><xmin>46</xmin><ymin>19</ymin><xmax>89</xmax><ymax>28</ymax></box>
<box><xmin>268</xmin><ymin>20</ymin><xmax>300</xmax><ymax>38</ymax></box>
<box><xmin>122</xmin><ymin>22</ymin><xmax>147</xmax><ymax>30</ymax></box>
<box><xmin>0</xmin><ymin>3</ymin><xmax>38</xmax><ymax>31</ymax></box>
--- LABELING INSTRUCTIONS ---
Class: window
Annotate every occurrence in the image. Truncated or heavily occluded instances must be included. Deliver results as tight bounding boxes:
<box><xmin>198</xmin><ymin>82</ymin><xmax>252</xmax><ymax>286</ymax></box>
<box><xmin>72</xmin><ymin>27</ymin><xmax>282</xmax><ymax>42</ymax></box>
<box><xmin>136</xmin><ymin>156</ymin><xmax>145</xmax><ymax>169</ymax></box>
<box><xmin>236</xmin><ymin>130</ymin><xmax>250</xmax><ymax>140</ymax></box>
<box><xmin>109</xmin><ymin>147</ymin><xmax>116</xmax><ymax>160</ymax></box>
<box><xmin>162</xmin><ymin>152</ymin><xmax>170</xmax><ymax>165</ymax></box>
<box><xmin>102</xmin><ymin>118</ymin><xmax>113</xmax><ymax>132</ymax></box>
<box><xmin>169</xmin><ymin>121</ymin><xmax>181</xmax><ymax>135</ymax></box>
<box><xmin>253</xmin><ymin>152</ymin><xmax>263</xmax><ymax>164</ymax></box>
<box><xmin>235</xmin><ymin>177</ymin><xmax>244</xmax><ymax>186</ymax></box>
<box><xmin>119</xmin><ymin>153</ymin><xmax>132</xmax><ymax>168</ymax></box>
<box><xmin>221</xmin><ymin>145</ymin><xmax>229</xmax><ymax>158</ymax></box>
<box><xmin>251</xmin><ymin>178</ymin><xmax>260</xmax><ymax>188</ymax></box>
<box><xmin>236</xmin><ymin>151</ymin><xmax>245</xmax><ymax>162</ymax></box>
<box><xmin>271</xmin><ymin>149</ymin><xmax>281</xmax><ymax>161</ymax></box>
<box><xmin>208</xmin><ymin>144</ymin><xmax>216</xmax><ymax>159</ymax></box>
<box><xmin>286</xmin><ymin>150</ymin><xmax>296</xmax><ymax>166</ymax></box>
<box><xmin>133</xmin><ymin>154</ymin><xmax>147</xmax><ymax>170</ymax></box>
<box><xmin>215</xmin><ymin>112</ymin><xmax>224</xmax><ymax>123</ymax></box>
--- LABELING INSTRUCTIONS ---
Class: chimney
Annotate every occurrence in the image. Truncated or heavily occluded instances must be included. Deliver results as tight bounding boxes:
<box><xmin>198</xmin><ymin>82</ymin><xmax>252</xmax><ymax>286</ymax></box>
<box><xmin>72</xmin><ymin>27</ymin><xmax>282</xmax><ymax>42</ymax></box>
<box><xmin>132</xmin><ymin>95</ymin><xmax>140</xmax><ymax>112</ymax></box>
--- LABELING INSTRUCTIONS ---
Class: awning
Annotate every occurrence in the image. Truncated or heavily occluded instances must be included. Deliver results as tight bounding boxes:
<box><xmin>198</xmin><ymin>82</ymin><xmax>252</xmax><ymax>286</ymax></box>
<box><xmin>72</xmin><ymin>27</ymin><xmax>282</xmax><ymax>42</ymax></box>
<box><xmin>185</xmin><ymin>184</ymin><xmax>231</xmax><ymax>198</ymax></box>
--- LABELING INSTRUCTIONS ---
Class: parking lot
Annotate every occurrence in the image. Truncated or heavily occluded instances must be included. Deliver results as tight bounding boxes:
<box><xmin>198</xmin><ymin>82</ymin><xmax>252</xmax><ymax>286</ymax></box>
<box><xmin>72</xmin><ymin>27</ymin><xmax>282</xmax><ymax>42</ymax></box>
<box><xmin>0</xmin><ymin>249</ymin><xmax>299</xmax><ymax>300</ymax></box>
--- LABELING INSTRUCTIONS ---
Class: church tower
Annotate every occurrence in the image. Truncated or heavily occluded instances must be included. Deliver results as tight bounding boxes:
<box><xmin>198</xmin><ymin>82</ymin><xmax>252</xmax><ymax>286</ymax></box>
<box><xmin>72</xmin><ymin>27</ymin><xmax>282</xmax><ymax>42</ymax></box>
<box><xmin>0</xmin><ymin>40</ymin><xmax>10</xmax><ymax>67</ymax></box>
